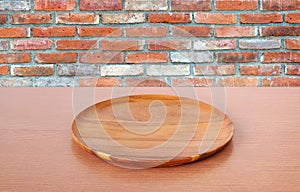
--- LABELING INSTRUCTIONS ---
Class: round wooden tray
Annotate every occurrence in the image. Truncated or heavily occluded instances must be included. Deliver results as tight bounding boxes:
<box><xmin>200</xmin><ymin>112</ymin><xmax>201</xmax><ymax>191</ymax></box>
<box><xmin>71</xmin><ymin>94</ymin><xmax>234</xmax><ymax>168</ymax></box>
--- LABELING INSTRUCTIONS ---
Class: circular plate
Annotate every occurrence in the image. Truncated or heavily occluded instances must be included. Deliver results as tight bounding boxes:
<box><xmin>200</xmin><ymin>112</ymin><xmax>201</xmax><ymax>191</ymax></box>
<box><xmin>71</xmin><ymin>94</ymin><xmax>234</xmax><ymax>168</ymax></box>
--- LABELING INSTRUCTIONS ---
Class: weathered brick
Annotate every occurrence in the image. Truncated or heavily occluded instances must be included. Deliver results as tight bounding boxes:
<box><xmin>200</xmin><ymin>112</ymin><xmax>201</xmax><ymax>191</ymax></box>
<box><xmin>101</xmin><ymin>65</ymin><xmax>144</xmax><ymax>76</ymax></box>
<box><xmin>239</xmin><ymin>39</ymin><xmax>281</xmax><ymax>49</ymax></box>
<box><xmin>148</xmin><ymin>13</ymin><xmax>191</xmax><ymax>24</ymax></box>
<box><xmin>0</xmin><ymin>53</ymin><xmax>31</xmax><ymax>64</ymax></box>
<box><xmin>11</xmin><ymin>14</ymin><xmax>52</xmax><ymax>24</ymax></box>
<box><xmin>172</xmin><ymin>78</ymin><xmax>214</xmax><ymax>87</ymax></box>
<box><xmin>285</xmin><ymin>13</ymin><xmax>300</xmax><ymax>24</ymax></box>
<box><xmin>171</xmin><ymin>0</ymin><xmax>211</xmax><ymax>11</ymax></box>
<box><xmin>102</xmin><ymin>13</ymin><xmax>145</xmax><ymax>24</ymax></box>
<box><xmin>12</xmin><ymin>65</ymin><xmax>54</xmax><ymax>76</ymax></box>
<box><xmin>80</xmin><ymin>0</ymin><xmax>122</xmax><ymax>10</ymax></box>
<box><xmin>56</xmin><ymin>13</ymin><xmax>99</xmax><ymax>24</ymax></box>
<box><xmin>148</xmin><ymin>40</ymin><xmax>191</xmax><ymax>50</ymax></box>
<box><xmin>261</xmin><ymin>52</ymin><xmax>300</xmax><ymax>63</ymax></box>
<box><xmin>32</xmin><ymin>26</ymin><xmax>76</xmax><ymax>37</ymax></box>
<box><xmin>217</xmin><ymin>52</ymin><xmax>258</xmax><ymax>63</ymax></box>
<box><xmin>101</xmin><ymin>40</ymin><xmax>145</xmax><ymax>51</ymax></box>
<box><xmin>126</xmin><ymin>52</ymin><xmax>168</xmax><ymax>64</ymax></box>
<box><xmin>125</xmin><ymin>0</ymin><xmax>168</xmax><ymax>10</ymax></box>
<box><xmin>34</xmin><ymin>0</ymin><xmax>75</xmax><ymax>10</ymax></box>
<box><xmin>79</xmin><ymin>78</ymin><xmax>121</xmax><ymax>87</ymax></box>
<box><xmin>0</xmin><ymin>65</ymin><xmax>9</xmax><ymax>75</ymax></box>
<box><xmin>170</xmin><ymin>26</ymin><xmax>212</xmax><ymax>37</ymax></box>
<box><xmin>261</xmin><ymin>26</ymin><xmax>300</xmax><ymax>36</ymax></box>
<box><xmin>125</xmin><ymin>26</ymin><xmax>167</xmax><ymax>37</ymax></box>
<box><xmin>0</xmin><ymin>14</ymin><xmax>6</xmax><ymax>24</ymax></box>
<box><xmin>286</xmin><ymin>65</ymin><xmax>300</xmax><ymax>75</ymax></box>
<box><xmin>286</xmin><ymin>39</ymin><xmax>300</xmax><ymax>50</ymax></box>
<box><xmin>194</xmin><ymin>40</ymin><xmax>236</xmax><ymax>50</ymax></box>
<box><xmin>56</xmin><ymin>40</ymin><xmax>98</xmax><ymax>50</ymax></box>
<box><xmin>240</xmin><ymin>65</ymin><xmax>282</xmax><ymax>76</ymax></box>
<box><xmin>262</xmin><ymin>77</ymin><xmax>300</xmax><ymax>87</ymax></box>
<box><xmin>195</xmin><ymin>13</ymin><xmax>236</xmax><ymax>24</ymax></box>
<box><xmin>146</xmin><ymin>65</ymin><xmax>190</xmax><ymax>76</ymax></box>
<box><xmin>216</xmin><ymin>0</ymin><xmax>257</xmax><ymax>10</ymax></box>
<box><xmin>240</xmin><ymin>13</ymin><xmax>282</xmax><ymax>24</ymax></box>
<box><xmin>260</xmin><ymin>0</ymin><xmax>298</xmax><ymax>10</ymax></box>
<box><xmin>33</xmin><ymin>77</ymin><xmax>74</xmax><ymax>87</ymax></box>
<box><xmin>171</xmin><ymin>52</ymin><xmax>213</xmax><ymax>63</ymax></box>
<box><xmin>0</xmin><ymin>0</ymin><xmax>30</xmax><ymax>11</ymax></box>
<box><xmin>0</xmin><ymin>41</ymin><xmax>8</xmax><ymax>50</ymax></box>
<box><xmin>79</xmin><ymin>27</ymin><xmax>122</xmax><ymax>37</ymax></box>
<box><xmin>11</xmin><ymin>39</ymin><xmax>52</xmax><ymax>50</ymax></box>
<box><xmin>195</xmin><ymin>65</ymin><xmax>235</xmax><ymax>75</ymax></box>
<box><xmin>35</xmin><ymin>52</ymin><xmax>77</xmax><ymax>64</ymax></box>
<box><xmin>215</xmin><ymin>27</ymin><xmax>257</xmax><ymax>37</ymax></box>
<box><xmin>217</xmin><ymin>77</ymin><xmax>259</xmax><ymax>86</ymax></box>
<box><xmin>124</xmin><ymin>78</ymin><xmax>167</xmax><ymax>87</ymax></box>
<box><xmin>0</xmin><ymin>28</ymin><xmax>29</xmax><ymax>38</ymax></box>
<box><xmin>80</xmin><ymin>52</ymin><xmax>124</xmax><ymax>64</ymax></box>
<box><xmin>57</xmin><ymin>64</ymin><xmax>99</xmax><ymax>76</ymax></box>
<box><xmin>0</xmin><ymin>78</ymin><xmax>31</xmax><ymax>87</ymax></box>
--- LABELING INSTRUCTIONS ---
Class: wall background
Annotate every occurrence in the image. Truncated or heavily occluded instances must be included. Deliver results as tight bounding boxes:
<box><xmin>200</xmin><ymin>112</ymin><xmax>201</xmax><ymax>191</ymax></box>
<box><xmin>0</xmin><ymin>0</ymin><xmax>299</xmax><ymax>87</ymax></box>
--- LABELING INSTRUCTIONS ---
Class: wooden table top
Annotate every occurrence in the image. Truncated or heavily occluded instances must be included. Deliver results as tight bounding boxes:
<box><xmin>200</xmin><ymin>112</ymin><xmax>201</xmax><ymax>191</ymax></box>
<box><xmin>1</xmin><ymin>88</ymin><xmax>299</xmax><ymax>192</ymax></box>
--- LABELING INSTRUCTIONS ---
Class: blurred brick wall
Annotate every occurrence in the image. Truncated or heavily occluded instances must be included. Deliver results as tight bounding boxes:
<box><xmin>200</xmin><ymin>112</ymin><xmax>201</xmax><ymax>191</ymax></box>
<box><xmin>0</xmin><ymin>0</ymin><xmax>299</xmax><ymax>87</ymax></box>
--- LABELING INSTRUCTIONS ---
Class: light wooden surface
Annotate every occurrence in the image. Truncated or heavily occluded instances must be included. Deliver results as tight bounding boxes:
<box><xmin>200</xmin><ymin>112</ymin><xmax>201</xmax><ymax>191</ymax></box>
<box><xmin>1</xmin><ymin>88</ymin><xmax>300</xmax><ymax>191</ymax></box>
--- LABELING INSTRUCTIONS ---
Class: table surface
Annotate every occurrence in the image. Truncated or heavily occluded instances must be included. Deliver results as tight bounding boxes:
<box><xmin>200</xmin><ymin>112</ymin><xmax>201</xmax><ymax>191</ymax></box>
<box><xmin>1</xmin><ymin>88</ymin><xmax>299</xmax><ymax>192</ymax></box>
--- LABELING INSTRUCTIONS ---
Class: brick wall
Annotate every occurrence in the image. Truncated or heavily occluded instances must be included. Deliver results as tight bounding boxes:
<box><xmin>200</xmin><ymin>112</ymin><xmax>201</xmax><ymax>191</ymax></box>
<box><xmin>0</xmin><ymin>0</ymin><xmax>299</xmax><ymax>87</ymax></box>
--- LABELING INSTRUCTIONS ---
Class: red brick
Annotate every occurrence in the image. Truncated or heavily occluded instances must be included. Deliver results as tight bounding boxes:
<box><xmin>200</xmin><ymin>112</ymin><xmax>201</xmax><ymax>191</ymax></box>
<box><xmin>79</xmin><ymin>27</ymin><xmax>122</xmax><ymax>37</ymax></box>
<box><xmin>285</xmin><ymin>13</ymin><xmax>300</xmax><ymax>24</ymax></box>
<box><xmin>0</xmin><ymin>28</ymin><xmax>29</xmax><ymax>38</ymax></box>
<box><xmin>34</xmin><ymin>0</ymin><xmax>76</xmax><ymax>10</ymax></box>
<box><xmin>0</xmin><ymin>14</ymin><xmax>6</xmax><ymax>24</ymax></box>
<box><xmin>216</xmin><ymin>0</ymin><xmax>258</xmax><ymax>10</ymax></box>
<box><xmin>126</xmin><ymin>52</ymin><xmax>168</xmax><ymax>64</ymax></box>
<box><xmin>0</xmin><ymin>41</ymin><xmax>8</xmax><ymax>50</ymax></box>
<box><xmin>286</xmin><ymin>65</ymin><xmax>300</xmax><ymax>75</ymax></box>
<box><xmin>12</xmin><ymin>65</ymin><xmax>54</xmax><ymax>76</ymax></box>
<box><xmin>124</xmin><ymin>78</ymin><xmax>167</xmax><ymax>87</ymax></box>
<box><xmin>80</xmin><ymin>52</ymin><xmax>124</xmax><ymax>64</ymax></box>
<box><xmin>217</xmin><ymin>77</ymin><xmax>258</xmax><ymax>86</ymax></box>
<box><xmin>11</xmin><ymin>39</ymin><xmax>52</xmax><ymax>50</ymax></box>
<box><xmin>56</xmin><ymin>13</ymin><xmax>99</xmax><ymax>24</ymax></box>
<box><xmin>35</xmin><ymin>52</ymin><xmax>77</xmax><ymax>64</ymax></box>
<box><xmin>194</xmin><ymin>40</ymin><xmax>236</xmax><ymax>50</ymax></box>
<box><xmin>240</xmin><ymin>13</ymin><xmax>282</xmax><ymax>24</ymax></box>
<box><xmin>148</xmin><ymin>13</ymin><xmax>191</xmax><ymax>23</ymax></box>
<box><xmin>262</xmin><ymin>77</ymin><xmax>300</xmax><ymax>86</ymax></box>
<box><xmin>148</xmin><ymin>40</ymin><xmax>191</xmax><ymax>50</ymax></box>
<box><xmin>195</xmin><ymin>13</ymin><xmax>236</xmax><ymax>24</ymax></box>
<box><xmin>101</xmin><ymin>40</ymin><xmax>144</xmax><ymax>51</ymax></box>
<box><xmin>240</xmin><ymin>65</ymin><xmax>282</xmax><ymax>76</ymax></box>
<box><xmin>215</xmin><ymin>26</ymin><xmax>257</xmax><ymax>37</ymax></box>
<box><xmin>195</xmin><ymin>65</ymin><xmax>236</xmax><ymax>75</ymax></box>
<box><xmin>56</xmin><ymin>40</ymin><xmax>98</xmax><ymax>50</ymax></box>
<box><xmin>125</xmin><ymin>26</ymin><xmax>167</xmax><ymax>37</ymax></box>
<box><xmin>171</xmin><ymin>26</ymin><xmax>212</xmax><ymax>37</ymax></box>
<box><xmin>261</xmin><ymin>52</ymin><xmax>300</xmax><ymax>63</ymax></box>
<box><xmin>11</xmin><ymin>14</ymin><xmax>52</xmax><ymax>24</ymax></box>
<box><xmin>172</xmin><ymin>78</ymin><xmax>214</xmax><ymax>87</ymax></box>
<box><xmin>171</xmin><ymin>0</ymin><xmax>212</xmax><ymax>11</ymax></box>
<box><xmin>80</xmin><ymin>0</ymin><xmax>122</xmax><ymax>10</ymax></box>
<box><xmin>32</xmin><ymin>26</ymin><xmax>76</xmax><ymax>37</ymax></box>
<box><xmin>0</xmin><ymin>53</ymin><xmax>31</xmax><ymax>64</ymax></box>
<box><xmin>0</xmin><ymin>65</ymin><xmax>9</xmax><ymax>75</ymax></box>
<box><xmin>286</xmin><ymin>39</ymin><xmax>300</xmax><ymax>50</ymax></box>
<box><xmin>261</xmin><ymin>0</ymin><xmax>298</xmax><ymax>10</ymax></box>
<box><xmin>79</xmin><ymin>78</ymin><xmax>122</xmax><ymax>87</ymax></box>
<box><xmin>261</xmin><ymin>26</ymin><xmax>300</xmax><ymax>36</ymax></box>
<box><xmin>217</xmin><ymin>52</ymin><xmax>258</xmax><ymax>63</ymax></box>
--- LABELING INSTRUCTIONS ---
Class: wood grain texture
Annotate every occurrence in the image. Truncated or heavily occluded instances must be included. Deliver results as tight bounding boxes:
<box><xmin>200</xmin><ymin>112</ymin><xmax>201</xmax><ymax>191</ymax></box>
<box><xmin>0</xmin><ymin>88</ymin><xmax>300</xmax><ymax>191</ymax></box>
